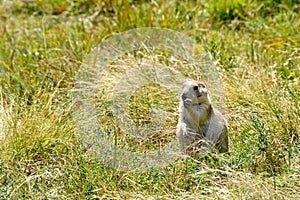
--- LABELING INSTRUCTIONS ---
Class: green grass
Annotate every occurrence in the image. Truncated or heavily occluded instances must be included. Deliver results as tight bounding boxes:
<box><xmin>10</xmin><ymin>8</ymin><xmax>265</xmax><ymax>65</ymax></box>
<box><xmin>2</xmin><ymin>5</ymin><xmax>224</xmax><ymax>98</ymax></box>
<box><xmin>0</xmin><ymin>0</ymin><xmax>299</xmax><ymax>199</ymax></box>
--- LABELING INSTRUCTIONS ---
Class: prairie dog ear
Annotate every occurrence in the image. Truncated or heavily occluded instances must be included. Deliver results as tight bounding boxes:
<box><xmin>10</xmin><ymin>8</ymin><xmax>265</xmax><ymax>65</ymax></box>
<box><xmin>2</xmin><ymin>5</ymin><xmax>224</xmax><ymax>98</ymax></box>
<box><xmin>183</xmin><ymin>99</ymin><xmax>192</xmax><ymax>108</ymax></box>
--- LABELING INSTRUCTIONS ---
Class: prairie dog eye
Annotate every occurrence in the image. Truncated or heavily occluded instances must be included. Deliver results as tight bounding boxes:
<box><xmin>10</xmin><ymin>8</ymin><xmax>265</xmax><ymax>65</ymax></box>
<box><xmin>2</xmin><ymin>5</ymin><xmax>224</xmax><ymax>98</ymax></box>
<box><xmin>193</xmin><ymin>86</ymin><xmax>198</xmax><ymax>91</ymax></box>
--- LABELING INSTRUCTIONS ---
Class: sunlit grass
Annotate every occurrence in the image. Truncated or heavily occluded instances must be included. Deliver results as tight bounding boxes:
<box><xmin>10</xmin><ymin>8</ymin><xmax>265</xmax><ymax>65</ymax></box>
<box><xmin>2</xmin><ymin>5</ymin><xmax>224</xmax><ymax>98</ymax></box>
<box><xmin>0</xmin><ymin>0</ymin><xmax>299</xmax><ymax>199</ymax></box>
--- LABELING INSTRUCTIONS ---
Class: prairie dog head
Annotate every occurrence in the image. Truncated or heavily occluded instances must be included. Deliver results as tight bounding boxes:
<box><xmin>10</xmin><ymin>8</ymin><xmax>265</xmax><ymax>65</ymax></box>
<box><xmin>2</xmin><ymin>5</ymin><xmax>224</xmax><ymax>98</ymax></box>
<box><xmin>180</xmin><ymin>80</ymin><xmax>211</xmax><ymax>107</ymax></box>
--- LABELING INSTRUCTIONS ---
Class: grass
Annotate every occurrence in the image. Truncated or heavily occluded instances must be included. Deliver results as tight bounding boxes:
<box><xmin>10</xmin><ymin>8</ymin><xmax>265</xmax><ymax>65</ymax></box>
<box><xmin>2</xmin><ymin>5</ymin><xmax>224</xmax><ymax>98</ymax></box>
<box><xmin>0</xmin><ymin>0</ymin><xmax>299</xmax><ymax>199</ymax></box>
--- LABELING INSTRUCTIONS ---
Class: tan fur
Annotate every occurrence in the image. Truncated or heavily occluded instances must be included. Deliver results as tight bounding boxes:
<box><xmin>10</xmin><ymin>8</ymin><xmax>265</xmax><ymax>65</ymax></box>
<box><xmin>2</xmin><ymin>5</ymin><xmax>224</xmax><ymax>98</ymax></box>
<box><xmin>176</xmin><ymin>80</ymin><xmax>228</xmax><ymax>155</ymax></box>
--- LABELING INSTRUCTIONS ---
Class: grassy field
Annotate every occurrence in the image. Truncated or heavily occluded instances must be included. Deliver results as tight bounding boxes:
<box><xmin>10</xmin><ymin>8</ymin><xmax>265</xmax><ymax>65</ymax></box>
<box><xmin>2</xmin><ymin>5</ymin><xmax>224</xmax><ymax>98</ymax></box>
<box><xmin>0</xmin><ymin>0</ymin><xmax>299</xmax><ymax>199</ymax></box>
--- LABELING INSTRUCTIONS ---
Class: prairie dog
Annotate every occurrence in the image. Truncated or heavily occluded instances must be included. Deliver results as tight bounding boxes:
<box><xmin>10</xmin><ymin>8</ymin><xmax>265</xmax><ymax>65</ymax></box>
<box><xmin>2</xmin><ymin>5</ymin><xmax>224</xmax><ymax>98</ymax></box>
<box><xmin>176</xmin><ymin>80</ymin><xmax>228</xmax><ymax>155</ymax></box>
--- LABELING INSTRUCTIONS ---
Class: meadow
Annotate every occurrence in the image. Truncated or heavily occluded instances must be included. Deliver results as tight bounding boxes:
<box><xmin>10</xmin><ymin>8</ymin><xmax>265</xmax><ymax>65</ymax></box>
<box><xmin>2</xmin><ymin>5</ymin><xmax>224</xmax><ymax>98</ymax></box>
<box><xmin>0</xmin><ymin>0</ymin><xmax>299</xmax><ymax>199</ymax></box>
